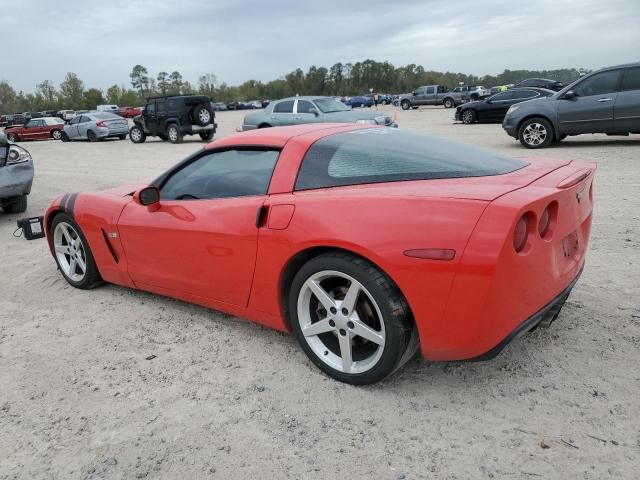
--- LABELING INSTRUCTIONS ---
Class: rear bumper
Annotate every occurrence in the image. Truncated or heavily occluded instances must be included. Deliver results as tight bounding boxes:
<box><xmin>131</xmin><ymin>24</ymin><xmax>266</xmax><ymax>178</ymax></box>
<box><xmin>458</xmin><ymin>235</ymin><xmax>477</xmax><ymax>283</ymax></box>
<box><xmin>469</xmin><ymin>265</ymin><xmax>582</xmax><ymax>361</ymax></box>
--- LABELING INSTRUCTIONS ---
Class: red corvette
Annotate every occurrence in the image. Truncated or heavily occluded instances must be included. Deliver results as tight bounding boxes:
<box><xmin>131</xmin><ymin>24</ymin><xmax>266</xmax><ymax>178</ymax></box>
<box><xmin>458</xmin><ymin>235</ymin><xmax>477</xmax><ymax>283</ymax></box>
<box><xmin>44</xmin><ymin>124</ymin><xmax>595</xmax><ymax>384</ymax></box>
<box><xmin>120</xmin><ymin>106</ymin><xmax>142</xmax><ymax>118</ymax></box>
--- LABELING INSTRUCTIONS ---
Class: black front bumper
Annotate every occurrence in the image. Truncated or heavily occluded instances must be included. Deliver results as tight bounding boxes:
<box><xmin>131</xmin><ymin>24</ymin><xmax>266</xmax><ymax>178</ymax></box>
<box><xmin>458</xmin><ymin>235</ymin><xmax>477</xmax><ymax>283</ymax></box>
<box><xmin>470</xmin><ymin>266</ymin><xmax>584</xmax><ymax>361</ymax></box>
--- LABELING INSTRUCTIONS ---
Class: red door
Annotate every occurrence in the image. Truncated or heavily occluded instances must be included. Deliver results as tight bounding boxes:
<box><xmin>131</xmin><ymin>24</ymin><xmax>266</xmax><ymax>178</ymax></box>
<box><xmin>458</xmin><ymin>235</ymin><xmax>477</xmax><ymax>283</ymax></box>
<box><xmin>117</xmin><ymin>196</ymin><xmax>264</xmax><ymax>306</ymax></box>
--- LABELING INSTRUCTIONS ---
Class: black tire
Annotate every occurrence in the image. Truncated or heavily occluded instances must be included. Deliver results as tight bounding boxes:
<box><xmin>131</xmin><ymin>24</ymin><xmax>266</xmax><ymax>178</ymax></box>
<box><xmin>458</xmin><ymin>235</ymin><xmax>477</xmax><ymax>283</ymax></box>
<box><xmin>289</xmin><ymin>251</ymin><xmax>415</xmax><ymax>385</ymax></box>
<box><xmin>51</xmin><ymin>129</ymin><xmax>63</xmax><ymax>140</ymax></box>
<box><xmin>129</xmin><ymin>125</ymin><xmax>146</xmax><ymax>143</ymax></box>
<box><xmin>2</xmin><ymin>195</ymin><xmax>27</xmax><ymax>214</ymax></box>
<box><xmin>443</xmin><ymin>98</ymin><xmax>454</xmax><ymax>108</ymax></box>
<box><xmin>87</xmin><ymin>130</ymin><xmax>98</xmax><ymax>142</ymax></box>
<box><xmin>461</xmin><ymin>109</ymin><xmax>477</xmax><ymax>124</ymax></box>
<box><xmin>61</xmin><ymin>132</ymin><xmax>70</xmax><ymax>142</ymax></box>
<box><xmin>6</xmin><ymin>133</ymin><xmax>18</xmax><ymax>142</ymax></box>
<box><xmin>258</xmin><ymin>123</ymin><xmax>271</xmax><ymax>129</ymax></box>
<box><xmin>400</xmin><ymin>100</ymin><xmax>411</xmax><ymax>110</ymax></box>
<box><xmin>192</xmin><ymin>104</ymin><xmax>213</xmax><ymax>126</ymax></box>
<box><xmin>49</xmin><ymin>213</ymin><xmax>103</xmax><ymax>290</ymax></box>
<box><xmin>118</xmin><ymin>134</ymin><xmax>127</xmax><ymax>140</ymax></box>
<box><xmin>518</xmin><ymin>117</ymin><xmax>554</xmax><ymax>149</ymax></box>
<box><xmin>199</xmin><ymin>130</ymin><xmax>214</xmax><ymax>141</ymax></box>
<box><xmin>166</xmin><ymin>124</ymin><xmax>183</xmax><ymax>144</ymax></box>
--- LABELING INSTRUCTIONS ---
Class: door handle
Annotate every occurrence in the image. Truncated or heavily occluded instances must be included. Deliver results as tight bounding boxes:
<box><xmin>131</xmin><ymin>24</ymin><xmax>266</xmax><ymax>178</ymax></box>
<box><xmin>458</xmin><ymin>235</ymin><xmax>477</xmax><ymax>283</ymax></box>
<box><xmin>597</xmin><ymin>98</ymin><xmax>612</xmax><ymax>102</ymax></box>
<box><xmin>294</xmin><ymin>116</ymin><xmax>302</xmax><ymax>120</ymax></box>
<box><xmin>255</xmin><ymin>205</ymin><xmax>268</xmax><ymax>228</ymax></box>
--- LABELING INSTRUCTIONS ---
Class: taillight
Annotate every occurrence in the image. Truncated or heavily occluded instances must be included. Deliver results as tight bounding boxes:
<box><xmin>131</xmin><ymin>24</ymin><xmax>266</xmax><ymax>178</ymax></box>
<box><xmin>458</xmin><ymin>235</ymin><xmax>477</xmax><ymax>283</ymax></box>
<box><xmin>513</xmin><ymin>213</ymin><xmax>530</xmax><ymax>253</ymax></box>
<box><xmin>96</xmin><ymin>120</ymin><xmax>106</xmax><ymax>127</ymax></box>
<box><xmin>538</xmin><ymin>207</ymin><xmax>551</xmax><ymax>237</ymax></box>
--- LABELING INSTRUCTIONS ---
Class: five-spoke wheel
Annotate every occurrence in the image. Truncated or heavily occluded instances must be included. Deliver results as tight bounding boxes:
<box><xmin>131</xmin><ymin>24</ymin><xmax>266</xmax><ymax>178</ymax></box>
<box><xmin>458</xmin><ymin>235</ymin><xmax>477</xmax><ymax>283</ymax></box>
<box><xmin>290</xmin><ymin>252</ymin><xmax>416</xmax><ymax>384</ymax></box>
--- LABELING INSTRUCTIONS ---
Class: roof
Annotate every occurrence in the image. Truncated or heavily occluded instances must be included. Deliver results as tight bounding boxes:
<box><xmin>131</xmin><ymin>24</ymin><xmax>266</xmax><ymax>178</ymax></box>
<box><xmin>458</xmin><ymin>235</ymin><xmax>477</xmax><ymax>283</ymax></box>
<box><xmin>205</xmin><ymin>123</ymin><xmax>368</xmax><ymax>149</ymax></box>
<box><xmin>270</xmin><ymin>95</ymin><xmax>332</xmax><ymax>102</ymax></box>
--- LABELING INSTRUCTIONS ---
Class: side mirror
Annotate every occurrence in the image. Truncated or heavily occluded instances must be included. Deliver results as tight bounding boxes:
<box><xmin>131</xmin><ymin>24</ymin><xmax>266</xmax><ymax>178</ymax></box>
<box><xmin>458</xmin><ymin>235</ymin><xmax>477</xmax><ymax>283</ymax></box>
<box><xmin>0</xmin><ymin>131</ymin><xmax>8</xmax><ymax>147</ymax></box>
<box><xmin>562</xmin><ymin>90</ymin><xmax>576</xmax><ymax>100</ymax></box>
<box><xmin>308</xmin><ymin>107</ymin><xmax>319</xmax><ymax>116</ymax></box>
<box><xmin>412</xmin><ymin>92</ymin><xmax>417</xmax><ymax>96</ymax></box>
<box><xmin>134</xmin><ymin>186</ymin><xmax>160</xmax><ymax>207</ymax></box>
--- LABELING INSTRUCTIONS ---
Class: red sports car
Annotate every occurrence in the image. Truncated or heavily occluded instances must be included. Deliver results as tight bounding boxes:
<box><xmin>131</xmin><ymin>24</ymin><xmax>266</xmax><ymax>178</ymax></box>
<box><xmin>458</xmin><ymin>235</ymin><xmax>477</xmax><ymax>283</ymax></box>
<box><xmin>5</xmin><ymin>117</ymin><xmax>66</xmax><ymax>142</ymax></box>
<box><xmin>120</xmin><ymin>106</ymin><xmax>142</xmax><ymax>118</ymax></box>
<box><xmin>44</xmin><ymin>124</ymin><xmax>595</xmax><ymax>384</ymax></box>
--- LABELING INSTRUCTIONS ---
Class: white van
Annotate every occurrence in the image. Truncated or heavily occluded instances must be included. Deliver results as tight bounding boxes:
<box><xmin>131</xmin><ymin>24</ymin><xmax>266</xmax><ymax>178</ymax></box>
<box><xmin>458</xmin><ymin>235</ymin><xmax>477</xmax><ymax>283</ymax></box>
<box><xmin>96</xmin><ymin>105</ymin><xmax>120</xmax><ymax>112</ymax></box>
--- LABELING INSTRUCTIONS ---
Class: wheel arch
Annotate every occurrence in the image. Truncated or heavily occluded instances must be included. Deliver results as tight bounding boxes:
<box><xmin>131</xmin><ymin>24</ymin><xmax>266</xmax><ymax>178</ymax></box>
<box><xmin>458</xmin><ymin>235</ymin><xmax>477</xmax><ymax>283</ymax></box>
<box><xmin>278</xmin><ymin>245</ymin><xmax>415</xmax><ymax>331</ymax></box>
<box><xmin>516</xmin><ymin>113</ymin><xmax>560</xmax><ymax>140</ymax></box>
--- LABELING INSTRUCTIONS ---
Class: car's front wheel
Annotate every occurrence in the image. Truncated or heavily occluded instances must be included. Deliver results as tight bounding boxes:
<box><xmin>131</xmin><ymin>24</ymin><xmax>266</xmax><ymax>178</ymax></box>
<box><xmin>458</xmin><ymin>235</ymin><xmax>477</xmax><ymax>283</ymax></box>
<box><xmin>50</xmin><ymin>213</ymin><xmax>103</xmax><ymax>289</ymax></box>
<box><xmin>519</xmin><ymin>117</ymin><xmax>554</xmax><ymax>149</ymax></box>
<box><xmin>289</xmin><ymin>251</ymin><xmax>415</xmax><ymax>385</ymax></box>
<box><xmin>61</xmin><ymin>132</ymin><xmax>70</xmax><ymax>142</ymax></box>
<box><xmin>129</xmin><ymin>125</ymin><xmax>146</xmax><ymax>143</ymax></box>
<box><xmin>2</xmin><ymin>195</ymin><xmax>27</xmax><ymax>214</ymax></box>
<box><xmin>461</xmin><ymin>109</ymin><xmax>476</xmax><ymax>124</ymax></box>
<box><xmin>443</xmin><ymin>98</ymin><xmax>454</xmax><ymax>108</ymax></box>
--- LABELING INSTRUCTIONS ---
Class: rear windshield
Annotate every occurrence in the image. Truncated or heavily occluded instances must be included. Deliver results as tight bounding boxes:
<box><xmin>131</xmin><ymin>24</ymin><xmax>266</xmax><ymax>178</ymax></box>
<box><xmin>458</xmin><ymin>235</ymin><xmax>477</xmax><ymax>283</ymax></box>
<box><xmin>295</xmin><ymin>128</ymin><xmax>528</xmax><ymax>190</ymax></box>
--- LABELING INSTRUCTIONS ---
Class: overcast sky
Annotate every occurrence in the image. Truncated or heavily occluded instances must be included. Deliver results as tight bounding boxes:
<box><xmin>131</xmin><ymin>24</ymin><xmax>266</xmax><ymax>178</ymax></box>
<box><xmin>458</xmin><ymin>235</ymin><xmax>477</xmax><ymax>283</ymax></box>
<box><xmin>2</xmin><ymin>0</ymin><xmax>639</xmax><ymax>92</ymax></box>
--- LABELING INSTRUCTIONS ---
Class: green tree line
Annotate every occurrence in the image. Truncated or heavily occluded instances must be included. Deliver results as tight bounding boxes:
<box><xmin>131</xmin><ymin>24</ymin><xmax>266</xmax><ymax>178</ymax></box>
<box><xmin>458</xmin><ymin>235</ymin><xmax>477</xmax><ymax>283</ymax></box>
<box><xmin>1</xmin><ymin>60</ymin><xmax>590</xmax><ymax>114</ymax></box>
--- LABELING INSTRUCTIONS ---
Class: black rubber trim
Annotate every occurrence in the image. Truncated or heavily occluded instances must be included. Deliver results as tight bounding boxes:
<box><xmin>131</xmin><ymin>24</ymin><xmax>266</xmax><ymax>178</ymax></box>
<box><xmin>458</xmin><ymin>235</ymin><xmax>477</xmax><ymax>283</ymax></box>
<box><xmin>59</xmin><ymin>193</ymin><xmax>70</xmax><ymax>211</ymax></box>
<box><xmin>468</xmin><ymin>265</ymin><xmax>584</xmax><ymax>361</ymax></box>
<box><xmin>66</xmin><ymin>193</ymin><xmax>78</xmax><ymax>217</ymax></box>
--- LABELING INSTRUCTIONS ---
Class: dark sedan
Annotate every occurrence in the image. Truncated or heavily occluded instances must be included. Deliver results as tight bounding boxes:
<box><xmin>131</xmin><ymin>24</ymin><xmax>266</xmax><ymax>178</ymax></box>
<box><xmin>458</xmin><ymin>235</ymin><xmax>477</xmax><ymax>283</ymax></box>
<box><xmin>454</xmin><ymin>88</ymin><xmax>554</xmax><ymax>124</ymax></box>
<box><xmin>514</xmin><ymin>78</ymin><xmax>565</xmax><ymax>91</ymax></box>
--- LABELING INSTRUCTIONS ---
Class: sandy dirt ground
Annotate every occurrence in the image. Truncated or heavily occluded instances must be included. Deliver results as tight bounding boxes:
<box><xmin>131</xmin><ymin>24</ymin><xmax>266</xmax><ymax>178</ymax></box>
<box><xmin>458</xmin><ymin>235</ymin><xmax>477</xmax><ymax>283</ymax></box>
<box><xmin>1</xmin><ymin>107</ymin><xmax>639</xmax><ymax>480</ymax></box>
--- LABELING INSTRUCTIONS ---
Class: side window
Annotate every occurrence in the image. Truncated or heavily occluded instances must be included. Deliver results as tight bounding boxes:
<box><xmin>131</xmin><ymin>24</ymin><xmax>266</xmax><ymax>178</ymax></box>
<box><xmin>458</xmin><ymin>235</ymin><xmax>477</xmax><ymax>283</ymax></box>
<box><xmin>80</xmin><ymin>116</ymin><xmax>91</xmax><ymax>123</ymax></box>
<box><xmin>36</xmin><ymin>120</ymin><xmax>45</xmax><ymax>127</ymax></box>
<box><xmin>414</xmin><ymin>87</ymin><xmax>425</xmax><ymax>95</ymax></box>
<box><xmin>296</xmin><ymin>100</ymin><xmax>315</xmax><ymax>113</ymax></box>
<box><xmin>160</xmin><ymin>150</ymin><xmax>280</xmax><ymax>200</ymax></box>
<box><xmin>146</xmin><ymin>103</ymin><xmax>157</xmax><ymax>114</ymax></box>
<box><xmin>425</xmin><ymin>87</ymin><xmax>435</xmax><ymax>94</ymax></box>
<box><xmin>621</xmin><ymin>67</ymin><xmax>640</xmax><ymax>91</ymax></box>
<box><xmin>511</xmin><ymin>90</ymin><xmax>537</xmax><ymax>100</ymax></box>
<box><xmin>273</xmin><ymin>100</ymin><xmax>294</xmax><ymax>113</ymax></box>
<box><xmin>437</xmin><ymin>86</ymin><xmax>446</xmax><ymax>93</ymax></box>
<box><xmin>490</xmin><ymin>92</ymin><xmax>512</xmax><ymax>101</ymax></box>
<box><xmin>573</xmin><ymin>70</ymin><xmax>622</xmax><ymax>97</ymax></box>
<box><xmin>157</xmin><ymin>101</ymin><xmax>167</xmax><ymax>113</ymax></box>
<box><xmin>168</xmin><ymin>99</ymin><xmax>179</xmax><ymax>110</ymax></box>
<box><xmin>69</xmin><ymin>117</ymin><xmax>79</xmax><ymax>125</ymax></box>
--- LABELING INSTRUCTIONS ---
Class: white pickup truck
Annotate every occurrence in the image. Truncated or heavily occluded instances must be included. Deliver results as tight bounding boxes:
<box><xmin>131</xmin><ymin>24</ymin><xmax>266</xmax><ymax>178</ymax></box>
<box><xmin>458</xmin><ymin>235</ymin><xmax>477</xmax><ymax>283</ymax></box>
<box><xmin>452</xmin><ymin>85</ymin><xmax>491</xmax><ymax>101</ymax></box>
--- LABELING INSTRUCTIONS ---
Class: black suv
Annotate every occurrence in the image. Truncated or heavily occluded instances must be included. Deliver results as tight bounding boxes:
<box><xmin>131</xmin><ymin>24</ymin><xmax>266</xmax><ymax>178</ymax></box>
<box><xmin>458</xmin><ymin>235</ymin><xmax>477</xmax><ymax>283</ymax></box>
<box><xmin>129</xmin><ymin>95</ymin><xmax>217</xmax><ymax>144</ymax></box>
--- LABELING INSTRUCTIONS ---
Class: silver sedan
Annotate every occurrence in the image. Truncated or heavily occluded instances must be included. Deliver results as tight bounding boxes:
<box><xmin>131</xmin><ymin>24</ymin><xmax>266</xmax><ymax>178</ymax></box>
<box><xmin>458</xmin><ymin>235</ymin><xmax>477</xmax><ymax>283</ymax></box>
<box><xmin>62</xmin><ymin>112</ymin><xmax>129</xmax><ymax>142</ymax></box>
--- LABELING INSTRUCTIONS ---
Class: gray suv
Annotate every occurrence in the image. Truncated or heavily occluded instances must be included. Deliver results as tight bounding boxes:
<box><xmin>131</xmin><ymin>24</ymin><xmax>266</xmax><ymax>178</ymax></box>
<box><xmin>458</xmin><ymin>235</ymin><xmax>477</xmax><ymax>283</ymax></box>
<box><xmin>503</xmin><ymin>62</ymin><xmax>640</xmax><ymax>148</ymax></box>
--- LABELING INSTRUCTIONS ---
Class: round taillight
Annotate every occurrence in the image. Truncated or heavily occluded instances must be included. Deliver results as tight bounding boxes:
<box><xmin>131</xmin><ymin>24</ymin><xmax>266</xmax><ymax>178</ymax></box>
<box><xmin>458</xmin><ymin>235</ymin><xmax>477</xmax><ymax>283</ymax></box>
<box><xmin>513</xmin><ymin>214</ymin><xmax>529</xmax><ymax>252</ymax></box>
<box><xmin>539</xmin><ymin>207</ymin><xmax>551</xmax><ymax>237</ymax></box>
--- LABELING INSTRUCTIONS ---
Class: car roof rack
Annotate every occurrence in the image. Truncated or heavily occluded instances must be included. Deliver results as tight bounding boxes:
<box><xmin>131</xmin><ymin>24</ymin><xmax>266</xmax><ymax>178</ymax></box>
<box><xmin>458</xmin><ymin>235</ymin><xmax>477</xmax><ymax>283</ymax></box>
<box><xmin>145</xmin><ymin>94</ymin><xmax>209</xmax><ymax>101</ymax></box>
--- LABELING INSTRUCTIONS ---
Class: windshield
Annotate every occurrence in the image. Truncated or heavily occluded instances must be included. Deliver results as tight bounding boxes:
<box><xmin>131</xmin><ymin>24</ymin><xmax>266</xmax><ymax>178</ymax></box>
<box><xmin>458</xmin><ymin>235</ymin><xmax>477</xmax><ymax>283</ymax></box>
<box><xmin>314</xmin><ymin>98</ymin><xmax>351</xmax><ymax>113</ymax></box>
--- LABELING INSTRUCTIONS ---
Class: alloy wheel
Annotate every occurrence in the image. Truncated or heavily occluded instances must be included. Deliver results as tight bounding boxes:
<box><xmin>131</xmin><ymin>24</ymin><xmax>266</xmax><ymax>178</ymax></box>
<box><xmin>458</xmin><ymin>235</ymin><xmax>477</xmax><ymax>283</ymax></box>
<box><xmin>462</xmin><ymin>110</ymin><xmax>474</xmax><ymax>124</ymax></box>
<box><xmin>297</xmin><ymin>270</ymin><xmax>386</xmax><ymax>374</ymax></box>
<box><xmin>523</xmin><ymin>122</ymin><xmax>548</xmax><ymax>146</ymax></box>
<box><xmin>168</xmin><ymin>126</ymin><xmax>178</xmax><ymax>142</ymax></box>
<box><xmin>131</xmin><ymin>128</ymin><xmax>142</xmax><ymax>142</ymax></box>
<box><xmin>198</xmin><ymin>109</ymin><xmax>211</xmax><ymax>123</ymax></box>
<box><xmin>52</xmin><ymin>130</ymin><xmax>62</xmax><ymax>140</ymax></box>
<box><xmin>53</xmin><ymin>222</ymin><xmax>87</xmax><ymax>282</ymax></box>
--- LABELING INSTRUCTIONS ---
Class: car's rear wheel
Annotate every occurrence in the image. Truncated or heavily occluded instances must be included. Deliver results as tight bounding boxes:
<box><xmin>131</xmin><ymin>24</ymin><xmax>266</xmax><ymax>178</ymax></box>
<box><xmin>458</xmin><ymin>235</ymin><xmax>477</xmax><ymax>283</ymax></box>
<box><xmin>61</xmin><ymin>132</ymin><xmax>70</xmax><ymax>142</ymax></box>
<box><xmin>192</xmin><ymin>104</ymin><xmax>213</xmax><ymax>126</ymax></box>
<box><xmin>129</xmin><ymin>126</ymin><xmax>146</xmax><ymax>143</ymax></box>
<box><xmin>199</xmin><ymin>130</ymin><xmax>214</xmax><ymax>141</ymax></box>
<box><xmin>7</xmin><ymin>133</ymin><xmax>18</xmax><ymax>142</ymax></box>
<box><xmin>50</xmin><ymin>213</ymin><xmax>103</xmax><ymax>289</ymax></box>
<box><xmin>87</xmin><ymin>130</ymin><xmax>98</xmax><ymax>142</ymax></box>
<box><xmin>443</xmin><ymin>98</ymin><xmax>454</xmax><ymax>108</ymax></box>
<box><xmin>289</xmin><ymin>251</ymin><xmax>415</xmax><ymax>385</ymax></box>
<box><xmin>519</xmin><ymin>118</ymin><xmax>554</xmax><ymax>149</ymax></box>
<box><xmin>400</xmin><ymin>100</ymin><xmax>410</xmax><ymax>110</ymax></box>
<box><xmin>166</xmin><ymin>124</ymin><xmax>183</xmax><ymax>144</ymax></box>
<box><xmin>2</xmin><ymin>195</ymin><xmax>27</xmax><ymax>214</ymax></box>
<box><xmin>461</xmin><ymin>109</ymin><xmax>477</xmax><ymax>124</ymax></box>
<box><xmin>51</xmin><ymin>129</ymin><xmax>62</xmax><ymax>140</ymax></box>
